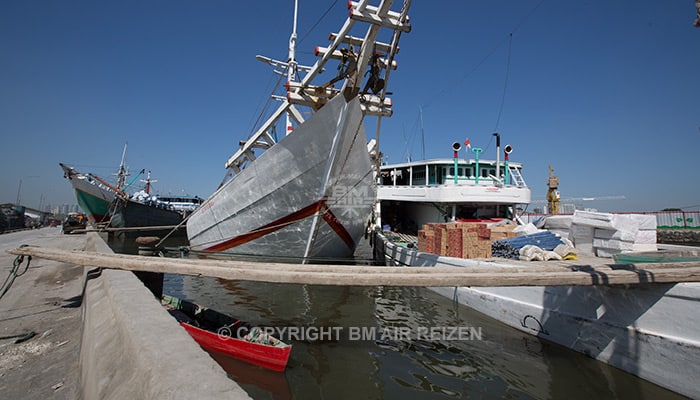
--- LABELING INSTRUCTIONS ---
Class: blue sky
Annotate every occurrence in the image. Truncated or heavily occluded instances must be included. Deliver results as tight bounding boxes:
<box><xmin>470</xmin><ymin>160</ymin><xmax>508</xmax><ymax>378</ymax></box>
<box><xmin>1</xmin><ymin>0</ymin><xmax>698</xmax><ymax>213</ymax></box>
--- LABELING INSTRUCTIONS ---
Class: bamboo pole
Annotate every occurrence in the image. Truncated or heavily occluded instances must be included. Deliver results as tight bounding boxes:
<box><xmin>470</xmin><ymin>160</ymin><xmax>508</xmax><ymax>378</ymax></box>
<box><xmin>7</xmin><ymin>245</ymin><xmax>700</xmax><ymax>287</ymax></box>
<box><xmin>75</xmin><ymin>225</ymin><xmax>184</xmax><ymax>233</ymax></box>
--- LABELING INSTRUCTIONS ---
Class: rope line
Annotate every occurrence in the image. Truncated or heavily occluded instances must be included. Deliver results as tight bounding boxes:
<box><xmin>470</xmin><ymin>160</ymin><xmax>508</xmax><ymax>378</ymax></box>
<box><xmin>494</xmin><ymin>33</ymin><xmax>513</xmax><ymax>131</ymax></box>
<box><xmin>298</xmin><ymin>0</ymin><xmax>341</xmax><ymax>45</ymax></box>
<box><xmin>0</xmin><ymin>249</ymin><xmax>32</xmax><ymax>301</ymax></box>
<box><xmin>420</xmin><ymin>0</ymin><xmax>547</xmax><ymax>114</ymax></box>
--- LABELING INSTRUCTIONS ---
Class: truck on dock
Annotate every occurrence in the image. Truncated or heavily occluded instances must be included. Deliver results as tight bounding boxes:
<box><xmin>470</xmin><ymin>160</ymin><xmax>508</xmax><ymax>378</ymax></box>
<box><xmin>0</xmin><ymin>204</ymin><xmax>26</xmax><ymax>233</ymax></box>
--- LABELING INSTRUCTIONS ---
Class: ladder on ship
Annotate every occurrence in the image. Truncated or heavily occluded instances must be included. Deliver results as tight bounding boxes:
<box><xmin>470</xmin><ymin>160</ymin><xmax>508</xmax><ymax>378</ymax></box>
<box><xmin>222</xmin><ymin>0</ymin><xmax>411</xmax><ymax>177</ymax></box>
<box><xmin>509</xmin><ymin>166</ymin><xmax>526</xmax><ymax>187</ymax></box>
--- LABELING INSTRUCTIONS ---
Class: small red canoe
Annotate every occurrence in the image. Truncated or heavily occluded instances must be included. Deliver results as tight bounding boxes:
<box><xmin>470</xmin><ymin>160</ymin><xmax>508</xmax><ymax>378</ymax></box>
<box><xmin>162</xmin><ymin>294</ymin><xmax>292</xmax><ymax>372</ymax></box>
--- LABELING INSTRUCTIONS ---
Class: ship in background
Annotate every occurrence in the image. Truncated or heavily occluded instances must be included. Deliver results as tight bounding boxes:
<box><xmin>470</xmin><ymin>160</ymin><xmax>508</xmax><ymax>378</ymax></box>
<box><xmin>60</xmin><ymin>145</ymin><xmax>201</xmax><ymax>234</ymax></box>
<box><xmin>59</xmin><ymin>145</ymin><xmax>130</xmax><ymax>225</ymax></box>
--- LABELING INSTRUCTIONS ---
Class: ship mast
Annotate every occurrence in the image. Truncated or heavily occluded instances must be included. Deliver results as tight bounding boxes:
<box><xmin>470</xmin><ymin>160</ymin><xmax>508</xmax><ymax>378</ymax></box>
<box><xmin>115</xmin><ymin>143</ymin><xmax>129</xmax><ymax>192</ymax></box>
<box><xmin>285</xmin><ymin>0</ymin><xmax>299</xmax><ymax>135</ymax></box>
<box><xmin>141</xmin><ymin>170</ymin><xmax>157</xmax><ymax>195</ymax></box>
<box><xmin>224</xmin><ymin>0</ymin><xmax>410</xmax><ymax>177</ymax></box>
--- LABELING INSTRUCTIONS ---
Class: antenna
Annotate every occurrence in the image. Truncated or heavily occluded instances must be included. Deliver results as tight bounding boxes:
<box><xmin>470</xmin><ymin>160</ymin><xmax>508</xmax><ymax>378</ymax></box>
<box><xmin>419</xmin><ymin>106</ymin><xmax>425</xmax><ymax>160</ymax></box>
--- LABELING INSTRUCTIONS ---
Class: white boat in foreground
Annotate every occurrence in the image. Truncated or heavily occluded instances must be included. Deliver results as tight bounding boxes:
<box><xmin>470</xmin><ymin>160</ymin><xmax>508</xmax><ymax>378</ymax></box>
<box><xmin>373</xmin><ymin>137</ymin><xmax>700</xmax><ymax>397</ymax></box>
<box><xmin>375</xmin><ymin>235</ymin><xmax>700</xmax><ymax>398</ymax></box>
<box><xmin>187</xmin><ymin>0</ymin><xmax>412</xmax><ymax>260</ymax></box>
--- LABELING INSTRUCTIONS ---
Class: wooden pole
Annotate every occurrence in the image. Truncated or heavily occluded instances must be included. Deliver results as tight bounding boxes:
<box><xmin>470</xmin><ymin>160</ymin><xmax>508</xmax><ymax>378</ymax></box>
<box><xmin>7</xmin><ymin>245</ymin><xmax>700</xmax><ymax>287</ymax></box>
<box><xmin>74</xmin><ymin>225</ymin><xmax>184</xmax><ymax>234</ymax></box>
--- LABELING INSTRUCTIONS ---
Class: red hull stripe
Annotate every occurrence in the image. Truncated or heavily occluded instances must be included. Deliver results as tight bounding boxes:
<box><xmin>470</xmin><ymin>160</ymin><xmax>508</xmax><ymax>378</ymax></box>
<box><xmin>203</xmin><ymin>198</ymin><xmax>355</xmax><ymax>253</ymax></box>
<box><xmin>321</xmin><ymin>207</ymin><xmax>356</xmax><ymax>250</ymax></box>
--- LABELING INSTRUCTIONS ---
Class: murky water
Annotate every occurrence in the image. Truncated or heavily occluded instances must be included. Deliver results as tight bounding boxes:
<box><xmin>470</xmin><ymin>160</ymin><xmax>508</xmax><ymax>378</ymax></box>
<box><xmin>108</xmin><ymin>235</ymin><xmax>686</xmax><ymax>399</ymax></box>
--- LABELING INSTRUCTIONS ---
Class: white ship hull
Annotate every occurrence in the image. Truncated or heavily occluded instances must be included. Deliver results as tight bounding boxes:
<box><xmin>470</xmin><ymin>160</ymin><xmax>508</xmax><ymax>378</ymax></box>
<box><xmin>187</xmin><ymin>95</ymin><xmax>375</xmax><ymax>259</ymax></box>
<box><xmin>374</xmin><ymin>232</ymin><xmax>700</xmax><ymax>399</ymax></box>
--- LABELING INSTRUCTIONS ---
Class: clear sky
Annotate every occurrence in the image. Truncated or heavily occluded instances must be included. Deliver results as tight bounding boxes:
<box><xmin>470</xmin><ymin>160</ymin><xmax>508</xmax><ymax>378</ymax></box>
<box><xmin>1</xmin><ymin>0</ymin><xmax>699</xmax><ymax>213</ymax></box>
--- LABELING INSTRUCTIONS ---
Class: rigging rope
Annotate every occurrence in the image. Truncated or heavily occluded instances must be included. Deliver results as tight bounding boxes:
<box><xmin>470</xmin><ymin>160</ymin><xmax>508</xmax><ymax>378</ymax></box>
<box><xmin>298</xmin><ymin>0</ymin><xmax>341</xmax><ymax>45</ymax></box>
<box><xmin>494</xmin><ymin>33</ymin><xmax>513</xmax><ymax>131</ymax></box>
<box><xmin>420</xmin><ymin>0</ymin><xmax>547</xmax><ymax>114</ymax></box>
<box><xmin>248</xmin><ymin>67</ymin><xmax>288</xmax><ymax>136</ymax></box>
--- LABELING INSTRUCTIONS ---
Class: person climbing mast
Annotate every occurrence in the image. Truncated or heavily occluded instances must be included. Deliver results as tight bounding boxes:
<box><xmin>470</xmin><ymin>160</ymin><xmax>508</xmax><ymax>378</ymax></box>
<box><xmin>361</xmin><ymin>53</ymin><xmax>385</xmax><ymax>96</ymax></box>
<box><xmin>316</xmin><ymin>47</ymin><xmax>358</xmax><ymax>94</ymax></box>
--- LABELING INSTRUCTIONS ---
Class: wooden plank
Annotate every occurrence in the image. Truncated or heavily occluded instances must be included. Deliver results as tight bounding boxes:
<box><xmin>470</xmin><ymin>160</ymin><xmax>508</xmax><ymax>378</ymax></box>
<box><xmin>76</xmin><ymin>225</ymin><xmax>184</xmax><ymax>233</ymax></box>
<box><xmin>7</xmin><ymin>246</ymin><xmax>700</xmax><ymax>287</ymax></box>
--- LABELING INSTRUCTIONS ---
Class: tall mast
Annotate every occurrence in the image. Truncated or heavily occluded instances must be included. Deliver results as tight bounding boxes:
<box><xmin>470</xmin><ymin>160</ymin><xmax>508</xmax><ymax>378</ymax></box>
<box><xmin>115</xmin><ymin>143</ymin><xmax>128</xmax><ymax>191</ymax></box>
<box><xmin>141</xmin><ymin>170</ymin><xmax>156</xmax><ymax>195</ymax></box>
<box><xmin>285</xmin><ymin>0</ymin><xmax>299</xmax><ymax>136</ymax></box>
<box><xmin>419</xmin><ymin>106</ymin><xmax>425</xmax><ymax>160</ymax></box>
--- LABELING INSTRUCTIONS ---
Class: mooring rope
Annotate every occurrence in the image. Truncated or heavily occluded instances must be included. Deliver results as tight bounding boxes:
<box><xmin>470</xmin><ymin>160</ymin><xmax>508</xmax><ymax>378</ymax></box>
<box><xmin>0</xmin><ymin>331</ymin><xmax>36</xmax><ymax>344</ymax></box>
<box><xmin>0</xmin><ymin>247</ymin><xmax>32</xmax><ymax>301</ymax></box>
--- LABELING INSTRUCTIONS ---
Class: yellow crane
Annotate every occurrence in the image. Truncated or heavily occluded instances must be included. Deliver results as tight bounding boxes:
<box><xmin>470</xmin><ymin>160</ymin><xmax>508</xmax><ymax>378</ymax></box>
<box><xmin>546</xmin><ymin>164</ymin><xmax>561</xmax><ymax>214</ymax></box>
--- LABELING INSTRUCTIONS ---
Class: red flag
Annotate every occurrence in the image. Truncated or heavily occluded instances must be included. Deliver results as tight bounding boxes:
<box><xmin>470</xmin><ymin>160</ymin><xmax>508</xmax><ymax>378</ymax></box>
<box><xmin>464</xmin><ymin>138</ymin><xmax>471</xmax><ymax>148</ymax></box>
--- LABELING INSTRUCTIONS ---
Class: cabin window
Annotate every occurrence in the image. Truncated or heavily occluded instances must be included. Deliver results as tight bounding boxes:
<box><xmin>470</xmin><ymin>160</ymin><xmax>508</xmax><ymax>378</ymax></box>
<box><xmin>447</xmin><ymin>167</ymin><xmax>466</xmax><ymax>177</ymax></box>
<box><xmin>413</xmin><ymin>170</ymin><xmax>426</xmax><ymax>185</ymax></box>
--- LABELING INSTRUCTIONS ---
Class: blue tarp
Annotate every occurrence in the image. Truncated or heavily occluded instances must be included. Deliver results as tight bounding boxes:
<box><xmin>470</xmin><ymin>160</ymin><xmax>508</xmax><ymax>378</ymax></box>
<box><xmin>492</xmin><ymin>231</ymin><xmax>565</xmax><ymax>259</ymax></box>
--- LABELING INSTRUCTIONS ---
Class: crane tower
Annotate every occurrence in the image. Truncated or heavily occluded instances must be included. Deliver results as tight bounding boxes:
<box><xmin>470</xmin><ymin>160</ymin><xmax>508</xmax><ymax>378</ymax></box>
<box><xmin>546</xmin><ymin>164</ymin><xmax>560</xmax><ymax>214</ymax></box>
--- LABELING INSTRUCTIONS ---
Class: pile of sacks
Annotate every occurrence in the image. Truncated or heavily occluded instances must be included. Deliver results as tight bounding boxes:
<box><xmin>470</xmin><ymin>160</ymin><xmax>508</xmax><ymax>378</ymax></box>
<box><xmin>543</xmin><ymin>211</ymin><xmax>657</xmax><ymax>258</ymax></box>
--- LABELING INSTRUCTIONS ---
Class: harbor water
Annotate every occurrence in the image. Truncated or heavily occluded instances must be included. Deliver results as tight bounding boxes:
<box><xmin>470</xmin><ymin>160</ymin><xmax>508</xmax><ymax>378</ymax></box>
<box><xmin>108</xmin><ymin>235</ymin><xmax>686</xmax><ymax>399</ymax></box>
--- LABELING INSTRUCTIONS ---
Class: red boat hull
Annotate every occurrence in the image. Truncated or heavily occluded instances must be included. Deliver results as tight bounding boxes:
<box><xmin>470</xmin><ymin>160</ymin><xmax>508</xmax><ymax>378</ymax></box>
<box><xmin>180</xmin><ymin>322</ymin><xmax>291</xmax><ymax>372</ymax></box>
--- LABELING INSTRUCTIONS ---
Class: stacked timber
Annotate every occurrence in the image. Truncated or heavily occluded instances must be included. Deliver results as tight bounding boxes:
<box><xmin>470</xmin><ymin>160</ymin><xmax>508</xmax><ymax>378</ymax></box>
<box><xmin>417</xmin><ymin>222</ymin><xmax>517</xmax><ymax>259</ymax></box>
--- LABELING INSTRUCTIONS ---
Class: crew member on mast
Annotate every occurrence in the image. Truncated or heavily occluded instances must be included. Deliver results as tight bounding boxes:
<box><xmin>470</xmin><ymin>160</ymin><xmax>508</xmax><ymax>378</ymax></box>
<box><xmin>316</xmin><ymin>47</ymin><xmax>357</xmax><ymax>94</ymax></box>
<box><xmin>361</xmin><ymin>53</ymin><xmax>385</xmax><ymax>95</ymax></box>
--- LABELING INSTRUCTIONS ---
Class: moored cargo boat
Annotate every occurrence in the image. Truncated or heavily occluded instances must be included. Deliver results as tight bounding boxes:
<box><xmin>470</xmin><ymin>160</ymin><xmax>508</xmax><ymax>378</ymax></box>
<box><xmin>186</xmin><ymin>0</ymin><xmax>412</xmax><ymax>261</ymax></box>
<box><xmin>59</xmin><ymin>162</ymin><xmax>118</xmax><ymax>225</ymax></box>
<box><xmin>373</xmin><ymin>214</ymin><xmax>700</xmax><ymax>398</ymax></box>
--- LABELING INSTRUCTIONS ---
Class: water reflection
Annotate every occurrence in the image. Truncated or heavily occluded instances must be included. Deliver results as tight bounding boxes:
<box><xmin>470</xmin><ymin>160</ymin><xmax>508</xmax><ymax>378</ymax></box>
<box><xmin>109</xmin><ymin>234</ymin><xmax>684</xmax><ymax>399</ymax></box>
<box><xmin>161</xmin><ymin>274</ymin><xmax>685</xmax><ymax>400</ymax></box>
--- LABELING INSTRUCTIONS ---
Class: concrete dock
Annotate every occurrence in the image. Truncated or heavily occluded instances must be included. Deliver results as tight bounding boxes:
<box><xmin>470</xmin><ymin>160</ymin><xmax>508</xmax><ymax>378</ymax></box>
<box><xmin>0</xmin><ymin>228</ymin><xmax>250</xmax><ymax>399</ymax></box>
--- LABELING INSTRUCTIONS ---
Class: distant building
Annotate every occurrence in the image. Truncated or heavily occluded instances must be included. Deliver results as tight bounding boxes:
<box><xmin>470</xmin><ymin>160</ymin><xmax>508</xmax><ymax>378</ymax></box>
<box><xmin>53</xmin><ymin>204</ymin><xmax>80</xmax><ymax>215</ymax></box>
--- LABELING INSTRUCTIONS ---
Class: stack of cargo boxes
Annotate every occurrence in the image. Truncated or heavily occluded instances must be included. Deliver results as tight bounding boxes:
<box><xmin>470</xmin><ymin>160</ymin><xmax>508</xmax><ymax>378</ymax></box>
<box><xmin>417</xmin><ymin>222</ymin><xmax>517</xmax><ymax>258</ymax></box>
